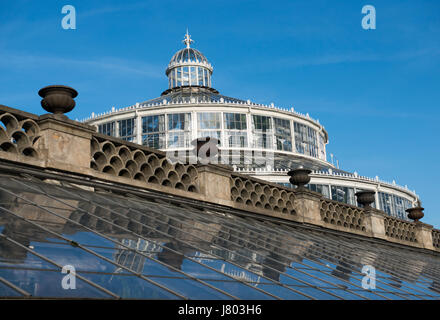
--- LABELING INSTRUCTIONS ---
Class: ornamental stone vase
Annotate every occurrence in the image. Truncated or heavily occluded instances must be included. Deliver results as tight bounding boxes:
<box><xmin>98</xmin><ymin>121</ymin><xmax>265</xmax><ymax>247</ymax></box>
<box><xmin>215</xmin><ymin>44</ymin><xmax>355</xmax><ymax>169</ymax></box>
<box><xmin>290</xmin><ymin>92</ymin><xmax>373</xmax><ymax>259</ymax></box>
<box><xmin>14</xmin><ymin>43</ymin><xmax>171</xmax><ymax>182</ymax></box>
<box><xmin>406</xmin><ymin>207</ymin><xmax>424</xmax><ymax>222</ymax></box>
<box><xmin>355</xmin><ymin>190</ymin><xmax>375</xmax><ymax>209</ymax></box>
<box><xmin>38</xmin><ymin>85</ymin><xmax>78</xmax><ymax>115</ymax></box>
<box><xmin>287</xmin><ymin>168</ymin><xmax>312</xmax><ymax>190</ymax></box>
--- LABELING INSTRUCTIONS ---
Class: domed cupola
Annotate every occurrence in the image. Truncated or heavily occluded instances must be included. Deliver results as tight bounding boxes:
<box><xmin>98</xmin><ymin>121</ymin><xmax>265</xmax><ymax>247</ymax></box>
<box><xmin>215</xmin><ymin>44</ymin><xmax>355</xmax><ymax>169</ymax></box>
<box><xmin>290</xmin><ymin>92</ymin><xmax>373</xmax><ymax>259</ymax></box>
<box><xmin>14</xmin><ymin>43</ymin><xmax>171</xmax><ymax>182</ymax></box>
<box><xmin>165</xmin><ymin>31</ymin><xmax>213</xmax><ymax>90</ymax></box>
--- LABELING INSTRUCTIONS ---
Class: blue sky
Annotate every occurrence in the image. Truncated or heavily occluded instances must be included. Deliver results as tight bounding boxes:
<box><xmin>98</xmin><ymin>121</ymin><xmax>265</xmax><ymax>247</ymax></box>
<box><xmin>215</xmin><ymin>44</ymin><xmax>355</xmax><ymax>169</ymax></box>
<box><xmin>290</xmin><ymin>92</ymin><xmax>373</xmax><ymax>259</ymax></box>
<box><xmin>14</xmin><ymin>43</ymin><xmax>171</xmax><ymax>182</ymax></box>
<box><xmin>0</xmin><ymin>0</ymin><xmax>439</xmax><ymax>226</ymax></box>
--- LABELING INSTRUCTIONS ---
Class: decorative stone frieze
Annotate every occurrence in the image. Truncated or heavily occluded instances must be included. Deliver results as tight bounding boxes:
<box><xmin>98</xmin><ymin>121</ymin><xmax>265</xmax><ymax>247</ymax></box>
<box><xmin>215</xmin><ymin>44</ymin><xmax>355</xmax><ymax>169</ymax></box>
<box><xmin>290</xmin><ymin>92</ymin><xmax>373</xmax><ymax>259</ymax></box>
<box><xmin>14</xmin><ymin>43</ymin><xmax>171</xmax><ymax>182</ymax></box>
<box><xmin>91</xmin><ymin>136</ymin><xmax>199</xmax><ymax>193</ymax></box>
<box><xmin>432</xmin><ymin>229</ymin><xmax>440</xmax><ymax>249</ymax></box>
<box><xmin>0</xmin><ymin>110</ymin><xmax>40</xmax><ymax>158</ymax></box>
<box><xmin>230</xmin><ymin>175</ymin><xmax>296</xmax><ymax>215</ymax></box>
<box><xmin>320</xmin><ymin>199</ymin><xmax>367</xmax><ymax>232</ymax></box>
<box><xmin>384</xmin><ymin>216</ymin><xmax>417</xmax><ymax>243</ymax></box>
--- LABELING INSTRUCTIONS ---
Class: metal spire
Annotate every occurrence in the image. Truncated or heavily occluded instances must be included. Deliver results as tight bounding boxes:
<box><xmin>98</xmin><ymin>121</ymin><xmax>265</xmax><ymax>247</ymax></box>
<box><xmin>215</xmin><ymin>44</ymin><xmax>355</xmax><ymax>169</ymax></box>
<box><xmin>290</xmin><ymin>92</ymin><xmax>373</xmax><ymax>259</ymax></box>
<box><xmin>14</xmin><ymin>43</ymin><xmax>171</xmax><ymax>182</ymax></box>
<box><xmin>183</xmin><ymin>29</ymin><xmax>194</xmax><ymax>48</ymax></box>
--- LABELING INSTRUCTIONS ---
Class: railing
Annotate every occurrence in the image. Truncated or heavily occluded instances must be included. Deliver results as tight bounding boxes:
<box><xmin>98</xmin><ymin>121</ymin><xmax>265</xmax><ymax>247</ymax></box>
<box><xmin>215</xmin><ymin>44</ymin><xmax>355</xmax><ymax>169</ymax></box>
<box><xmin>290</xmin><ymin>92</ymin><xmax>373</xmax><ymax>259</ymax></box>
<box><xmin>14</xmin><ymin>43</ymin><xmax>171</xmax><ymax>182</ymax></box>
<box><xmin>79</xmin><ymin>98</ymin><xmax>321</xmax><ymax>128</ymax></box>
<box><xmin>230</xmin><ymin>174</ymin><xmax>296</xmax><ymax>215</ymax></box>
<box><xmin>433</xmin><ymin>229</ymin><xmax>440</xmax><ymax>249</ymax></box>
<box><xmin>0</xmin><ymin>106</ymin><xmax>40</xmax><ymax>159</ymax></box>
<box><xmin>1</xmin><ymin>100</ymin><xmax>438</xmax><ymax>254</ymax></box>
<box><xmin>312</xmin><ymin>170</ymin><xmax>416</xmax><ymax>194</ymax></box>
<box><xmin>228</xmin><ymin>167</ymin><xmax>436</xmax><ymax>251</ymax></box>
<box><xmin>91</xmin><ymin>133</ymin><xmax>199</xmax><ymax>193</ymax></box>
<box><xmin>384</xmin><ymin>216</ymin><xmax>417</xmax><ymax>243</ymax></box>
<box><xmin>234</xmin><ymin>167</ymin><xmax>417</xmax><ymax>196</ymax></box>
<box><xmin>320</xmin><ymin>198</ymin><xmax>367</xmax><ymax>232</ymax></box>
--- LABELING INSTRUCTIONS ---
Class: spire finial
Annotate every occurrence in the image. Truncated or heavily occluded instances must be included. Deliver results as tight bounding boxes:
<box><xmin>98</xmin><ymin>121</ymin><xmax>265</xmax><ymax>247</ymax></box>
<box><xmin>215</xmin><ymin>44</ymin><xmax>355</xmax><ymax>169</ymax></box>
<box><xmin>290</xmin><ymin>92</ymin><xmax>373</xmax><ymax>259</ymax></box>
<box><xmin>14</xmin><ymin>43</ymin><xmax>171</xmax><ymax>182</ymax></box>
<box><xmin>183</xmin><ymin>29</ymin><xmax>194</xmax><ymax>48</ymax></box>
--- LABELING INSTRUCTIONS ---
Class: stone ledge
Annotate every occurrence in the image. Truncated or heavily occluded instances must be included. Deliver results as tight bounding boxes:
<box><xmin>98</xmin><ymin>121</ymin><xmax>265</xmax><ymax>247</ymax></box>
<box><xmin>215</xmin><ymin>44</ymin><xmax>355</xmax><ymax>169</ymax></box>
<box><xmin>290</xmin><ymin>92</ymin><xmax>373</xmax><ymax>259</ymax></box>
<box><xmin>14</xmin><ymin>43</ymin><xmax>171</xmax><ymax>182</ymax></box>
<box><xmin>38</xmin><ymin>113</ymin><xmax>96</xmax><ymax>133</ymax></box>
<box><xmin>0</xmin><ymin>105</ymin><xmax>39</xmax><ymax>120</ymax></box>
<box><xmin>0</xmin><ymin>151</ymin><xmax>45</xmax><ymax>168</ymax></box>
<box><xmin>197</xmin><ymin>163</ymin><xmax>234</xmax><ymax>177</ymax></box>
<box><xmin>0</xmin><ymin>104</ymin><xmax>439</xmax><ymax>254</ymax></box>
<box><xmin>37</xmin><ymin>115</ymin><xmax>95</xmax><ymax>139</ymax></box>
<box><xmin>1</xmin><ymin>153</ymin><xmax>439</xmax><ymax>254</ymax></box>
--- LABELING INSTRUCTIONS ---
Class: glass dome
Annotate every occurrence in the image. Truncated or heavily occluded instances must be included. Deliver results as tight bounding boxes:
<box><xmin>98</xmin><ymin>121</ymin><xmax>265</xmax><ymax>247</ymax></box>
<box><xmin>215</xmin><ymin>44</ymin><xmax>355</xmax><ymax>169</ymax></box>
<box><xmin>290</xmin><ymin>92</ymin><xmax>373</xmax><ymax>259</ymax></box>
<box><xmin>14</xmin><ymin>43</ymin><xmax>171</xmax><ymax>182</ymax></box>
<box><xmin>166</xmin><ymin>32</ymin><xmax>213</xmax><ymax>89</ymax></box>
<box><xmin>170</xmin><ymin>47</ymin><xmax>209</xmax><ymax>64</ymax></box>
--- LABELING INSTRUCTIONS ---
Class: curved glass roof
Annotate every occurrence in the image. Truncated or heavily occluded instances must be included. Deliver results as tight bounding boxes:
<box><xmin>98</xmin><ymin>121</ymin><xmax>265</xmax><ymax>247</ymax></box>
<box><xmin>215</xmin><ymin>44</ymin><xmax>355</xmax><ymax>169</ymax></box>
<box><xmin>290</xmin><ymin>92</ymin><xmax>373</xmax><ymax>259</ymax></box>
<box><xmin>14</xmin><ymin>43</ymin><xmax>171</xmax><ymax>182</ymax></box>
<box><xmin>0</xmin><ymin>172</ymin><xmax>439</xmax><ymax>299</ymax></box>
<box><xmin>170</xmin><ymin>47</ymin><xmax>209</xmax><ymax>65</ymax></box>
<box><xmin>139</xmin><ymin>89</ymin><xmax>247</xmax><ymax>107</ymax></box>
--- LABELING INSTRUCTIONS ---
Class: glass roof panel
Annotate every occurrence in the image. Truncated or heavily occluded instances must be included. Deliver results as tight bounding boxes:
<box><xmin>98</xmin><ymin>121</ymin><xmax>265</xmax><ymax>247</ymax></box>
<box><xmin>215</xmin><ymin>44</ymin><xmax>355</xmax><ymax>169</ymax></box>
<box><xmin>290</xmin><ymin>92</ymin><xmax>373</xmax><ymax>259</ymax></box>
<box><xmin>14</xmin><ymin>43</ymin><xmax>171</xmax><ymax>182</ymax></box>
<box><xmin>73</xmin><ymin>272</ymin><xmax>181</xmax><ymax>299</ymax></box>
<box><xmin>253</xmin><ymin>283</ymin><xmax>310</xmax><ymax>300</ymax></box>
<box><xmin>202</xmin><ymin>280</ymin><xmax>277</xmax><ymax>300</ymax></box>
<box><xmin>0</xmin><ymin>173</ymin><xmax>439</xmax><ymax>299</ymax></box>
<box><xmin>0</xmin><ymin>268</ymin><xmax>113</xmax><ymax>298</ymax></box>
<box><xmin>0</xmin><ymin>280</ymin><xmax>24</xmax><ymax>297</ymax></box>
<box><xmin>139</xmin><ymin>91</ymin><xmax>246</xmax><ymax>107</ymax></box>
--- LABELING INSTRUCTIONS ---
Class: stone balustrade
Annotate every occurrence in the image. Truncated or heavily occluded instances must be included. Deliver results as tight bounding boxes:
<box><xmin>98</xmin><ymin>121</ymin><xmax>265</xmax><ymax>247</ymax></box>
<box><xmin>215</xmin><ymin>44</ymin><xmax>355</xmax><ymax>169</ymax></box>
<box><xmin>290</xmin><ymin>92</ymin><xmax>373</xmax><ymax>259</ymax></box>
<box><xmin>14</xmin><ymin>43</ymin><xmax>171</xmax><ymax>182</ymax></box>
<box><xmin>0</xmin><ymin>100</ymin><xmax>439</xmax><ymax>255</ymax></box>
<box><xmin>320</xmin><ymin>198</ymin><xmax>367</xmax><ymax>232</ymax></box>
<box><xmin>0</xmin><ymin>106</ymin><xmax>40</xmax><ymax>158</ymax></box>
<box><xmin>91</xmin><ymin>134</ymin><xmax>199</xmax><ymax>193</ymax></box>
<box><xmin>230</xmin><ymin>174</ymin><xmax>296</xmax><ymax>215</ymax></box>
<box><xmin>384</xmin><ymin>216</ymin><xmax>417</xmax><ymax>243</ymax></box>
<box><xmin>432</xmin><ymin>229</ymin><xmax>440</xmax><ymax>249</ymax></box>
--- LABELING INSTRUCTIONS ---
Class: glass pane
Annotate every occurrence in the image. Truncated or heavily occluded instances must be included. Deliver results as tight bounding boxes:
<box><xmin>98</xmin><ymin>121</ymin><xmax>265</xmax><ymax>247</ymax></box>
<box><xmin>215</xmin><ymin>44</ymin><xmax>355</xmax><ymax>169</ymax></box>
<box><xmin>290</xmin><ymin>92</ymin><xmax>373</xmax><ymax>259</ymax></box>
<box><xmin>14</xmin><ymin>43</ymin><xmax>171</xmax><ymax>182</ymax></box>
<box><xmin>118</xmin><ymin>118</ymin><xmax>136</xmax><ymax>141</ymax></box>
<box><xmin>142</xmin><ymin>115</ymin><xmax>164</xmax><ymax>133</ymax></box>
<box><xmin>190</xmin><ymin>66</ymin><xmax>197</xmax><ymax>86</ymax></box>
<box><xmin>149</xmin><ymin>277</ymin><xmax>233</xmax><ymax>300</ymax></box>
<box><xmin>182</xmin><ymin>67</ymin><xmax>189</xmax><ymax>86</ymax></box>
<box><xmin>177</xmin><ymin>67</ymin><xmax>182</xmax><ymax>86</ymax></box>
<box><xmin>98</xmin><ymin>122</ymin><xmax>115</xmax><ymax>136</ymax></box>
<box><xmin>75</xmin><ymin>272</ymin><xmax>181</xmax><ymax>299</ymax></box>
<box><xmin>273</xmin><ymin>118</ymin><xmax>292</xmax><ymax>152</ymax></box>
<box><xmin>1</xmin><ymin>173</ymin><xmax>439</xmax><ymax>301</ymax></box>
<box><xmin>256</xmin><ymin>284</ymin><xmax>310</xmax><ymax>300</ymax></box>
<box><xmin>198</xmin><ymin>113</ymin><xmax>221</xmax><ymax>129</ymax></box>
<box><xmin>225</xmin><ymin>131</ymin><xmax>247</xmax><ymax>148</ymax></box>
<box><xmin>0</xmin><ymin>280</ymin><xmax>24</xmax><ymax>297</ymax></box>
<box><xmin>294</xmin><ymin>122</ymin><xmax>318</xmax><ymax>157</ymax></box>
<box><xmin>28</xmin><ymin>242</ymin><xmax>126</xmax><ymax>274</ymax></box>
<box><xmin>180</xmin><ymin>258</ymin><xmax>233</xmax><ymax>281</ymax></box>
<box><xmin>0</xmin><ymin>268</ymin><xmax>112</xmax><ymax>298</ymax></box>
<box><xmin>197</xmin><ymin>67</ymin><xmax>204</xmax><ymax>85</ymax></box>
<box><xmin>203</xmin><ymin>280</ymin><xmax>276</xmax><ymax>300</ymax></box>
<box><xmin>224</xmin><ymin>113</ymin><xmax>247</xmax><ymax>130</ymax></box>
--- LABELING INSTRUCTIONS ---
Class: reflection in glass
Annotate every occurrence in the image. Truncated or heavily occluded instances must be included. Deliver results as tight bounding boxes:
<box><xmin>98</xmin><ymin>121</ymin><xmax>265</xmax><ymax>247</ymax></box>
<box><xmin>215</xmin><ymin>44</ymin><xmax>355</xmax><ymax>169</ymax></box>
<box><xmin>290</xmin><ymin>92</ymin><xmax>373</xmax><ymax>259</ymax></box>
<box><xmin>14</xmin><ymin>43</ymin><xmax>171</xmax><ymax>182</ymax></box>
<box><xmin>198</xmin><ymin>113</ymin><xmax>221</xmax><ymax>129</ymax></box>
<box><xmin>0</xmin><ymin>173</ymin><xmax>439</xmax><ymax>300</ymax></box>
<box><xmin>319</xmin><ymin>133</ymin><xmax>326</xmax><ymax>160</ymax></box>
<box><xmin>118</xmin><ymin>118</ymin><xmax>136</xmax><ymax>142</ymax></box>
<box><xmin>197</xmin><ymin>113</ymin><xmax>222</xmax><ymax>145</ymax></box>
<box><xmin>252</xmin><ymin>115</ymin><xmax>273</xmax><ymax>149</ymax></box>
<box><xmin>331</xmin><ymin>185</ymin><xmax>356</xmax><ymax>206</ymax></box>
<box><xmin>273</xmin><ymin>118</ymin><xmax>292</xmax><ymax>152</ymax></box>
<box><xmin>0</xmin><ymin>268</ymin><xmax>112</xmax><ymax>298</ymax></box>
<box><xmin>224</xmin><ymin>113</ymin><xmax>247</xmax><ymax>148</ymax></box>
<box><xmin>0</xmin><ymin>280</ymin><xmax>23</xmax><ymax>297</ymax></box>
<box><xmin>294</xmin><ymin>122</ymin><xmax>318</xmax><ymax>157</ymax></box>
<box><xmin>167</xmin><ymin>113</ymin><xmax>191</xmax><ymax>148</ymax></box>
<box><xmin>379</xmin><ymin>192</ymin><xmax>412</xmax><ymax>220</ymax></box>
<box><xmin>142</xmin><ymin>115</ymin><xmax>165</xmax><ymax>149</ymax></box>
<box><xmin>98</xmin><ymin>122</ymin><xmax>115</xmax><ymax>137</ymax></box>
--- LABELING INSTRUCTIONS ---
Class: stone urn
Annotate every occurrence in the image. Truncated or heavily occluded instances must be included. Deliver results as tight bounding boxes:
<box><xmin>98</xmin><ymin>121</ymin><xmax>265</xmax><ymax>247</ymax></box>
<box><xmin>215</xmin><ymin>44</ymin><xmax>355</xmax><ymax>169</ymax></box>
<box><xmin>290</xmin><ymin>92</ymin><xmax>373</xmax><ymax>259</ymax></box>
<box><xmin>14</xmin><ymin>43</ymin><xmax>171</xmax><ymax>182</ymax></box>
<box><xmin>191</xmin><ymin>137</ymin><xmax>220</xmax><ymax>160</ymax></box>
<box><xmin>38</xmin><ymin>85</ymin><xmax>78</xmax><ymax>115</ymax></box>
<box><xmin>355</xmin><ymin>190</ymin><xmax>375</xmax><ymax>209</ymax></box>
<box><xmin>406</xmin><ymin>207</ymin><xmax>424</xmax><ymax>222</ymax></box>
<box><xmin>287</xmin><ymin>168</ymin><xmax>312</xmax><ymax>189</ymax></box>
